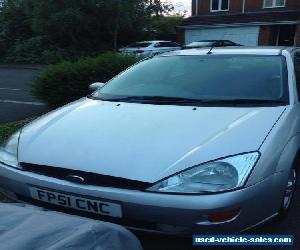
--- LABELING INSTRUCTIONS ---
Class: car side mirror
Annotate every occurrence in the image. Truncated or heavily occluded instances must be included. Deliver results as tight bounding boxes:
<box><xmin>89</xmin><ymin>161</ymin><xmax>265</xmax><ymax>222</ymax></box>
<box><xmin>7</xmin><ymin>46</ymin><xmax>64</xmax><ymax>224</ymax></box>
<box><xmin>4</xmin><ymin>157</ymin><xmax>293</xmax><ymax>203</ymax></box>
<box><xmin>89</xmin><ymin>82</ymin><xmax>105</xmax><ymax>91</ymax></box>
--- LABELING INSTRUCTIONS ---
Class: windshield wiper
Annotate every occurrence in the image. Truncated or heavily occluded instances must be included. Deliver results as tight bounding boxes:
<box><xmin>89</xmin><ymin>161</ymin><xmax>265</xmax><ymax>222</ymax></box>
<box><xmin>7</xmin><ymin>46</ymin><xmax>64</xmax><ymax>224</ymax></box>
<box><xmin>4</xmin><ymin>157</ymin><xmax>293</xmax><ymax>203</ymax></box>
<box><xmin>99</xmin><ymin>96</ymin><xmax>287</xmax><ymax>105</ymax></box>
<box><xmin>101</xmin><ymin>96</ymin><xmax>202</xmax><ymax>103</ymax></box>
<box><xmin>205</xmin><ymin>99</ymin><xmax>286</xmax><ymax>105</ymax></box>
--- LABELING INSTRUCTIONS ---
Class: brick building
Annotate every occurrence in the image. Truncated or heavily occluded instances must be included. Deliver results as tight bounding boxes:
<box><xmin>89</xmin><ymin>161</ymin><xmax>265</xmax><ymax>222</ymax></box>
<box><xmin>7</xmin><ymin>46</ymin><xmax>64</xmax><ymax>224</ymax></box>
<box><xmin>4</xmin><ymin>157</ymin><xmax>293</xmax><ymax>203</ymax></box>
<box><xmin>177</xmin><ymin>0</ymin><xmax>300</xmax><ymax>46</ymax></box>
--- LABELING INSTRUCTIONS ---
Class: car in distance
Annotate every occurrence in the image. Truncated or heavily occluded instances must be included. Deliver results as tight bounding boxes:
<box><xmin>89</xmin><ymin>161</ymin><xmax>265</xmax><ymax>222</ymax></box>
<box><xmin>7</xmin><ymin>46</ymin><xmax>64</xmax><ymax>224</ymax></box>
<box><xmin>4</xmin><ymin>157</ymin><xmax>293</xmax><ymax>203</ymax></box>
<box><xmin>0</xmin><ymin>47</ymin><xmax>299</xmax><ymax>235</ymax></box>
<box><xmin>184</xmin><ymin>40</ymin><xmax>241</xmax><ymax>49</ymax></box>
<box><xmin>119</xmin><ymin>40</ymin><xmax>182</xmax><ymax>57</ymax></box>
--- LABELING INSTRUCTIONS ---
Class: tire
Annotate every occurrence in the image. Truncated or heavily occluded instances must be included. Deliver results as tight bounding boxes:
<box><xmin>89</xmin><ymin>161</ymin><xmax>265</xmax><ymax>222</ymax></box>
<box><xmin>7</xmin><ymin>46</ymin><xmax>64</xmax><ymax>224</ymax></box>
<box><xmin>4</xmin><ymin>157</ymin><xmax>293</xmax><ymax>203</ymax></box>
<box><xmin>278</xmin><ymin>167</ymin><xmax>297</xmax><ymax>217</ymax></box>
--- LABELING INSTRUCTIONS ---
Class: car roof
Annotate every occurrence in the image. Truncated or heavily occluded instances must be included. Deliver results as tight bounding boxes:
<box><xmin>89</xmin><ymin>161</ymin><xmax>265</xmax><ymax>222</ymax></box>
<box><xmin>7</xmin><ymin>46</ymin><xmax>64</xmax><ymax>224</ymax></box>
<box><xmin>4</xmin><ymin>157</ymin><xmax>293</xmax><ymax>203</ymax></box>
<box><xmin>161</xmin><ymin>46</ymin><xmax>296</xmax><ymax>56</ymax></box>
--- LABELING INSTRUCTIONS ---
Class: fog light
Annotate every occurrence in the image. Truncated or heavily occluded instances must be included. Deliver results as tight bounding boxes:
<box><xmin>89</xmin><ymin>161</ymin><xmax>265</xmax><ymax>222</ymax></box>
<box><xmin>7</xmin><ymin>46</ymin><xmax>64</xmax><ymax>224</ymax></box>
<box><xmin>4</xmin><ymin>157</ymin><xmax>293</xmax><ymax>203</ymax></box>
<box><xmin>207</xmin><ymin>209</ymin><xmax>240</xmax><ymax>223</ymax></box>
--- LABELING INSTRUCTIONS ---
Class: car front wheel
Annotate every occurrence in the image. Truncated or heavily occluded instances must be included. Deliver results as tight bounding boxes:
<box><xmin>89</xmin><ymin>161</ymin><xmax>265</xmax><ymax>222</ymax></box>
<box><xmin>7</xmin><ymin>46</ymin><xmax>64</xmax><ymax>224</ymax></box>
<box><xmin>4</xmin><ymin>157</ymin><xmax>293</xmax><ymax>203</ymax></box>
<box><xmin>280</xmin><ymin>167</ymin><xmax>297</xmax><ymax>214</ymax></box>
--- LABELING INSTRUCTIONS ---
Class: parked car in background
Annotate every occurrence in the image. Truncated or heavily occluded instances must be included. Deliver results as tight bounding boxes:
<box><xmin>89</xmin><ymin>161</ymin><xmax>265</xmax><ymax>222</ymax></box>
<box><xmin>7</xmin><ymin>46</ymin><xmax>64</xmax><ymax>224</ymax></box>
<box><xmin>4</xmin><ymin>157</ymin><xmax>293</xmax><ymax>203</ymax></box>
<box><xmin>184</xmin><ymin>40</ymin><xmax>241</xmax><ymax>49</ymax></box>
<box><xmin>119</xmin><ymin>41</ymin><xmax>182</xmax><ymax>57</ymax></box>
<box><xmin>0</xmin><ymin>47</ymin><xmax>299</xmax><ymax>235</ymax></box>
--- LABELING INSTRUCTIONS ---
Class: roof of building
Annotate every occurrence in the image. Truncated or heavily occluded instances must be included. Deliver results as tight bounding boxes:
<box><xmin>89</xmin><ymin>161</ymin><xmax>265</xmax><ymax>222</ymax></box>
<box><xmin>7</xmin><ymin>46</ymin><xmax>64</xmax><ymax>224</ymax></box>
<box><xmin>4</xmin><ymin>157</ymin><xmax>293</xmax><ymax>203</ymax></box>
<box><xmin>179</xmin><ymin>10</ymin><xmax>300</xmax><ymax>27</ymax></box>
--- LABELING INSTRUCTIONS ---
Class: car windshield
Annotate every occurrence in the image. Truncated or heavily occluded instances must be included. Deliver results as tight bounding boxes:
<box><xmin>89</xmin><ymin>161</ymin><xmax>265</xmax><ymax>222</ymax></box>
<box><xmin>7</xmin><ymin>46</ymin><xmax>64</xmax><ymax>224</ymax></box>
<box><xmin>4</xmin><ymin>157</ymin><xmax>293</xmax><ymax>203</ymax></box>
<box><xmin>92</xmin><ymin>55</ymin><xmax>288</xmax><ymax>106</ymax></box>
<box><xmin>126</xmin><ymin>42</ymin><xmax>152</xmax><ymax>48</ymax></box>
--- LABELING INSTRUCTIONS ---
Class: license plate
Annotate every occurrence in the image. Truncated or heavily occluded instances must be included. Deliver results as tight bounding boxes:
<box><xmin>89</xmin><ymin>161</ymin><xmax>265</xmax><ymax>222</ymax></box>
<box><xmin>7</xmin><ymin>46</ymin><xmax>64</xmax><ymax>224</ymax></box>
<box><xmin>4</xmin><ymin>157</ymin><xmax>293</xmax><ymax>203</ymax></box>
<box><xmin>29</xmin><ymin>187</ymin><xmax>122</xmax><ymax>218</ymax></box>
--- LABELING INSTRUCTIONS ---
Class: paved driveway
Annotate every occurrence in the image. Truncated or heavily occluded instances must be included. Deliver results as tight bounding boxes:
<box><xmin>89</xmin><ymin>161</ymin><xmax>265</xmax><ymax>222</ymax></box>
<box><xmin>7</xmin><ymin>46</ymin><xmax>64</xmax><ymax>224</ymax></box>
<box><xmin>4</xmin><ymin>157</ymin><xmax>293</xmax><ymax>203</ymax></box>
<box><xmin>0</xmin><ymin>65</ymin><xmax>49</xmax><ymax>123</ymax></box>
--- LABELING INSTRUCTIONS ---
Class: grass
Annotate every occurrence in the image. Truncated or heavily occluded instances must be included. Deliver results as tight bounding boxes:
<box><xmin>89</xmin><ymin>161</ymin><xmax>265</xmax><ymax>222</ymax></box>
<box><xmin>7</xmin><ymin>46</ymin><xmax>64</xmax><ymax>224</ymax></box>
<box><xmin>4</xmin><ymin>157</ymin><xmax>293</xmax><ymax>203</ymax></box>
<box><xmin>0</xmin><ymin>118</ymin><xmax>34</xmax><ymax>144</ymax></box>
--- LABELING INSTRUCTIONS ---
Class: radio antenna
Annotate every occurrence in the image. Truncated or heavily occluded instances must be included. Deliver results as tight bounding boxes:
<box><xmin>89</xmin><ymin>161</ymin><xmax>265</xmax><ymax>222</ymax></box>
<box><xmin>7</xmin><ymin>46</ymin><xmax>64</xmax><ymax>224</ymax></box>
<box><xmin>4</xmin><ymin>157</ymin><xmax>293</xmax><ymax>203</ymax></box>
<box><xmin>207</xmin><ymin>42</ymin><xmax>216</xmax><ymax>55</ymax></box>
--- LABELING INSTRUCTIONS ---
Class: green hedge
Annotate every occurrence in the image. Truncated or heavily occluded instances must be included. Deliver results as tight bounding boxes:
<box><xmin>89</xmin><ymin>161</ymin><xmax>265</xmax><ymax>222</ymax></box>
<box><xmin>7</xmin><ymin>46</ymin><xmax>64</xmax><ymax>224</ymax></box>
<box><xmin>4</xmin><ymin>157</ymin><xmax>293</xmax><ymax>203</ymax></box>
<box><xmin>0</xmin><ymin>118</ymin><xmax>34</xmax><ymax>144</ymax></box>
<box><xmin>32</xmin><ymin>52</ymin><xmax>138</xmax><ymax>108</ymax></box>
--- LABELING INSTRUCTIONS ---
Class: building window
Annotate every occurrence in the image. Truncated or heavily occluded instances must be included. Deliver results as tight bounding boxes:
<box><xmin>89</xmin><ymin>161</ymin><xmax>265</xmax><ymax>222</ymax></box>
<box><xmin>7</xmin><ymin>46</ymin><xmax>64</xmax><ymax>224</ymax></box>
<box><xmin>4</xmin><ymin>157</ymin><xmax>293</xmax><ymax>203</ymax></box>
<box><xmin>263</xmin><ymin>0</ymin><xmax>285</xmax><ymax>8</ymax></box>
<box><xmin>211</xmin><ymin>0</ymin><xmax>229</xmax><ymax>12</ymax></box>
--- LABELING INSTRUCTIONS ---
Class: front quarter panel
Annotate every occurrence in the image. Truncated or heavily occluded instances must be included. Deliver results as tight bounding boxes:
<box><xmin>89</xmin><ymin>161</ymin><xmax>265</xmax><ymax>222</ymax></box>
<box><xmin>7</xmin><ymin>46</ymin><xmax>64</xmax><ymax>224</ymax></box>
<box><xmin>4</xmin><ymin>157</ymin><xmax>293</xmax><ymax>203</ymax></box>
<box><xmin>247</xmin><ymin>86</ymin><xmax>300</xmax><ymax>187</ymax></box>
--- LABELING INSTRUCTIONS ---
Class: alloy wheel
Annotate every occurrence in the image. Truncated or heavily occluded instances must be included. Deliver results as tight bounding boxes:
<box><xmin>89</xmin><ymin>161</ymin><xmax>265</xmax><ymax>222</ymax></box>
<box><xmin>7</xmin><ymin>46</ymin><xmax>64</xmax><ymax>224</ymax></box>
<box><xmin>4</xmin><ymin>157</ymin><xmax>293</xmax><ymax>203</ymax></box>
<box><xmin>282</xmin><ymin>168</ymin><xmax>297</xmax><ymax>210</ymax></box>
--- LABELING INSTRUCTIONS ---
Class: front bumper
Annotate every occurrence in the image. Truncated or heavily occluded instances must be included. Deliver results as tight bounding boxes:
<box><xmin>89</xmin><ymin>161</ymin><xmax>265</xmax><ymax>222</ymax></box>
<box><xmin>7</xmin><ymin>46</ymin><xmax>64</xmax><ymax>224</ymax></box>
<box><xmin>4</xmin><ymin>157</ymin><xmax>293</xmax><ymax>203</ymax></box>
<box><xmin>0</xmin><ymin>163</ymin><xmax>288</xmax><ymax>235</ymax></box>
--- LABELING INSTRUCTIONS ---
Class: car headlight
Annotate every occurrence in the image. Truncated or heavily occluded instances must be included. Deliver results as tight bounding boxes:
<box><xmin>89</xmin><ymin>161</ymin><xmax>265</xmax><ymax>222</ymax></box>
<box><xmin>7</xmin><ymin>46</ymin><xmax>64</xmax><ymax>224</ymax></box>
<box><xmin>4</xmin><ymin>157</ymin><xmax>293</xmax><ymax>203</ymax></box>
<box><xmin>0</xmin><ymin>131</ymin><xmax>21</xmax><ymax>169</ymax></box>
<box><xmin>147</xmin><ymin>152</ymin><xmax>260</xmax><ymax>194</ymax></box>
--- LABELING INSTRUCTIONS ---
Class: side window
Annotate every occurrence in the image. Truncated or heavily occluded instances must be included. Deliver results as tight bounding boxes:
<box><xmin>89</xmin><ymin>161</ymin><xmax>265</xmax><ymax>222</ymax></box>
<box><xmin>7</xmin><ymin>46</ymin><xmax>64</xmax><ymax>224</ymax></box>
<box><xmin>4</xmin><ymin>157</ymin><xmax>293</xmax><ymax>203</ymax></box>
<box><xmin>169</xmin><ymin>42</ymin><xmax>181</xmax><ymax>47</ymax></box>
<box><xmin>160</xmin><ymin>42</ymin><xmax>171</xmax><ymax>47</ymax></box>
<box><xmin>154</xmin><ymin>42</ymin><xmax>165</xmax><ymax>48</ymax></box>
<box><xmin>155</xmin><ymin>42</ymin><xmax>180</xmax><ymax>48</ymax></box>
<box><xmin>213</xmin><ymin>41</ymin><xmax>223</xmax><ymax>47</ymax></box>
<box><xmin>294</xmin><ymin>52</ymin><xmax>300</xmax><ymax>96</ymax></box>
<box><xmin>223</xmin><ymin>41</ymin><xmax>235</xmax><ymax>46</ymax></box>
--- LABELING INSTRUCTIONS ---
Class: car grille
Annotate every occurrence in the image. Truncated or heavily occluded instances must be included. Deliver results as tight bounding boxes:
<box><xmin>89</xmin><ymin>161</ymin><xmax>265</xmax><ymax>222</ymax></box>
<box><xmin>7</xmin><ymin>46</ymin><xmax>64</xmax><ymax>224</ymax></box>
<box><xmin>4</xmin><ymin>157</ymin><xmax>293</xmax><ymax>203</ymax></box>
<box><xmin>20</xmin><ymin>163</ymin><xmax>151</xmax><ymax>191</ymax></box>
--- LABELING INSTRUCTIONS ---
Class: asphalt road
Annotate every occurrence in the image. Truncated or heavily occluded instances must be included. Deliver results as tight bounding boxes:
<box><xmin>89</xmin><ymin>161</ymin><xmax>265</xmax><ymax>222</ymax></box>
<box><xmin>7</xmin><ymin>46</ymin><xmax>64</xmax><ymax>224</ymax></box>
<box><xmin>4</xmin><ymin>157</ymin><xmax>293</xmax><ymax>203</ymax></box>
<box><xmin>0</xmin><ymin>65</ymin><xmax>299</xmax><ymax>249</ymax></box>
<box><xmin>0</xmin><ymin>65</ymin><xmax>48</xmax><ymax>123</ymax></box>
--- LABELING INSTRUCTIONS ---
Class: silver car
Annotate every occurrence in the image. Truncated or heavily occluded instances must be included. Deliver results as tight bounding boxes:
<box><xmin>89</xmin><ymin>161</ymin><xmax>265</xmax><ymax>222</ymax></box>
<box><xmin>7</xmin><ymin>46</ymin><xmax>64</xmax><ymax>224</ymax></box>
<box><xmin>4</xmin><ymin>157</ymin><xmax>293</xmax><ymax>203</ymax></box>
<box><xmin>0</xmin><ymin>47</ymin><xmax>299</xmax><ymax>235</ymax></box>
<box><xmin>119</xmin><ymin>40</ymin><xmax>182</xmax><ymax>57</ymax></box>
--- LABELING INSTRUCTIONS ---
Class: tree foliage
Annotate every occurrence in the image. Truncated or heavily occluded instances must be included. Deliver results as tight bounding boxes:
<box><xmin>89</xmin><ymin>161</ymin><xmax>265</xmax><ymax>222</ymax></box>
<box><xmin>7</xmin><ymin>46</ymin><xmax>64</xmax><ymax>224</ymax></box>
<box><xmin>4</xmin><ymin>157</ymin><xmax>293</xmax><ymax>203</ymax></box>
<box><xmin>0</xmin><ymin>0</ymin><xmax>182</xmax><ymax>63</ymax></box>
<box><xmin>147</xmin><ymin>15</ymin><xmax>183</xmax><ymax>41</ymax></box>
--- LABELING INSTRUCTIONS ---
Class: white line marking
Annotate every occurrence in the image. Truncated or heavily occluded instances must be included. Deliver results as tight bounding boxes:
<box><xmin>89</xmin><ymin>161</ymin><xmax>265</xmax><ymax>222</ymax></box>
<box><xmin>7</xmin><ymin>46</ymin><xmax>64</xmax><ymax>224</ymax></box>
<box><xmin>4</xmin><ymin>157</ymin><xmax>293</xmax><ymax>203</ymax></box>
<box><xmin>0</xmin><ymin>100</ymin><xmax>44</xmax><ymax>106</ymax></box>
<box><xmin>0</xmin><ymin>87</ymin><xmax>22</xmax><ymax>91</ymax></box>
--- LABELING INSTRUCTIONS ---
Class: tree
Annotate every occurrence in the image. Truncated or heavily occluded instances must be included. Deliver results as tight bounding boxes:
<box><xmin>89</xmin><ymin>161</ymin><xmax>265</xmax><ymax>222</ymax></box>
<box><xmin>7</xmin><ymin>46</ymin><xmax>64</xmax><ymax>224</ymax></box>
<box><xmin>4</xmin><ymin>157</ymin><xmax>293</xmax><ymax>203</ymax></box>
<box><xmin>0</xmin><ymin>0</ymin><xmax>175</xmax><ymax>63</ymax></box>
<box><xmin>148</xmin><ymin>15</ymin><xmax>184</xmax><ymax>41</ymax></box>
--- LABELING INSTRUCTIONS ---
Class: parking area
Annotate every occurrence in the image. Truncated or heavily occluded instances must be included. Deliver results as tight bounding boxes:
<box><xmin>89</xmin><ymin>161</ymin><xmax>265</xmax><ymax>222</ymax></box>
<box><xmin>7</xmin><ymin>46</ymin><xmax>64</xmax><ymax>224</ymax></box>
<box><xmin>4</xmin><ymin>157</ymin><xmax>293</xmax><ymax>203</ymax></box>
<box><xmin>0</xmin><ymin>65</ymin><xmax>48</xmax><ymax>123</ymax></box>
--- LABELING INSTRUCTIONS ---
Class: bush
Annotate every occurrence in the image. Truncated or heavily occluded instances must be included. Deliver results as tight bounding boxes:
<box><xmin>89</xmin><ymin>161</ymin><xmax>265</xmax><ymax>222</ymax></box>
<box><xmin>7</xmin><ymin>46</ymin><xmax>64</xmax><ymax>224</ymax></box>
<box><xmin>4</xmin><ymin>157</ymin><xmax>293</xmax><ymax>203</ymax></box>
<box><xmin>32</xmin><ymin>52</ymin><xmax>139</xmax><ymax>108</ymax></box>
<box><xmin>0</xmin><ymin>118</ymin><xmax>34</xmax><ymax>144</ymax></box>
